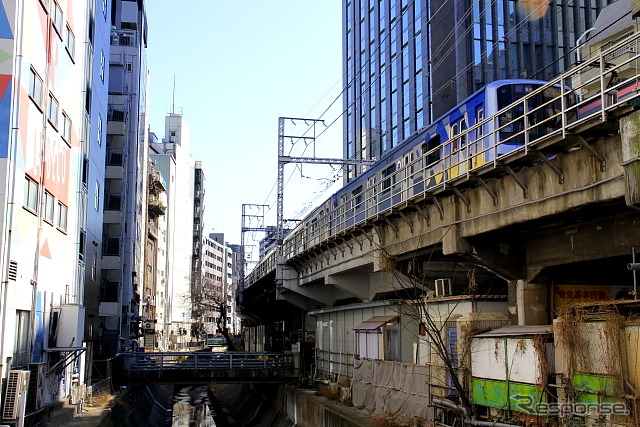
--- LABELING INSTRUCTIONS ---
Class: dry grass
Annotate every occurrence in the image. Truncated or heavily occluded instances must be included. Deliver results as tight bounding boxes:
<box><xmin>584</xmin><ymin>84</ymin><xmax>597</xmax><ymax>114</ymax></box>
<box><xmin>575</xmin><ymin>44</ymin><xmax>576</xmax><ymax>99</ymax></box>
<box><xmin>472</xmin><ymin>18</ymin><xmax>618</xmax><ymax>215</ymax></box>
<box><xmin>317</xmin><ymin>385</ymin><xmax>340</xmax><ymax>401</ymax></box>
<box><xmin>86</xmin><ymin>390</ymin><xmax>114</xmax><ymax>408</ymax></box>
<box><xmin>370</xmin><ymin>415</ymin><xmax>406</xmax><ymax>427</ymax></box>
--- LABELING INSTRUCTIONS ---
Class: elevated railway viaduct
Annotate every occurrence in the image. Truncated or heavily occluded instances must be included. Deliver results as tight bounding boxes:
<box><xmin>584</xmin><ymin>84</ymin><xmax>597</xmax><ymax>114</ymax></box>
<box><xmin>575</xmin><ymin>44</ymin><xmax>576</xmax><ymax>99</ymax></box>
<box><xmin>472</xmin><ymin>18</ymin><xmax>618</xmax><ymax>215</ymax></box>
<box><xmin>241</xmin><ymin>106</ymin><xmax>640</xmax><ymax>340</ymax></box>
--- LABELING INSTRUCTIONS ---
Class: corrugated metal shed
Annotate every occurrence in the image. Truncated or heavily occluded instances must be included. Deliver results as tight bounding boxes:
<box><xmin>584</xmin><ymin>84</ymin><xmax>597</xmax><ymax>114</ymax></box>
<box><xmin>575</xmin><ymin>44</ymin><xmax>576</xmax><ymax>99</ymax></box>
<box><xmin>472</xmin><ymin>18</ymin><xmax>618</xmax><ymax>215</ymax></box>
<box><xmin>353</xmin><ymin>315</ymin><xmax>398</xmax><ymax>331</ymax></box>
<box><xmin>474</xmin><ymin>325</ymin><xmax>553</xmax><ymax>338</ymax></box>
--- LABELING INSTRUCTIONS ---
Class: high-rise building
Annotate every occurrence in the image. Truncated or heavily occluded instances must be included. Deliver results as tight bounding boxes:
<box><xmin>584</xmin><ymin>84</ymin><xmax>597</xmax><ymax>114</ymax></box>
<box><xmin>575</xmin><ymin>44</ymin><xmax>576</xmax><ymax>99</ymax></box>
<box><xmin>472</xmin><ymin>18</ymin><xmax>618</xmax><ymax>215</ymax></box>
<box><xmin>83</xmin><ymin>0</ymin><xmax>113</xmax><ymax>386</ymax></box>
<box><xmin>100</xmin><ymin>0</ymin><xmax>149</xmax><ymax>357</ymax></box>
<box><xmin>343</xmin><ymin>0</ymin><xmax>615</xmax><ymax>181</ymax></box>
<box><xmin>0</xmin><ymin>0</ymin><xmax>101</xmax><ymax>416</ymax></box>
<box><xmin>193</xmin><ymin>162</ymin><xmax>205</xmax><ymax>274</ymax></box>
<box><xmin>149</xmin><ymin>113</ymin><xmax>195</xmax><ymax>349</ymax></box>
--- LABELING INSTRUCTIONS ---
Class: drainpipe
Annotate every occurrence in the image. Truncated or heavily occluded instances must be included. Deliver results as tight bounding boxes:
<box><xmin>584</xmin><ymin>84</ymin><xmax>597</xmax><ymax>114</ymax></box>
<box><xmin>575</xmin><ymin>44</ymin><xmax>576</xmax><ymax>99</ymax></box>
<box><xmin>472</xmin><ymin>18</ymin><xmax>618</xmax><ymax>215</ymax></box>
<box><xmin>0</xmin><ymin>0</ymin><xmax>26</xmax><ymax>376</ymax></box>
<box><xmin>432</xmin><ymin>398</ymin><xmax>522</xmax><ymax>427</ymax></box>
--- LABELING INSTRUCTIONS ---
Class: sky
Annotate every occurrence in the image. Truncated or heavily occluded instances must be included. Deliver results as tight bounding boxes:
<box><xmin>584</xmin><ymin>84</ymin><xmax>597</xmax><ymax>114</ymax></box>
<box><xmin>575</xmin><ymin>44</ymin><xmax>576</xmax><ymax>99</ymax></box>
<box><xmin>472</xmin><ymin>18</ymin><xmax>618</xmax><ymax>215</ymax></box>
<box><xmin>145</xmin><ymin>1</ymin><xmax>345</xmax><ymax>259</ymax></box>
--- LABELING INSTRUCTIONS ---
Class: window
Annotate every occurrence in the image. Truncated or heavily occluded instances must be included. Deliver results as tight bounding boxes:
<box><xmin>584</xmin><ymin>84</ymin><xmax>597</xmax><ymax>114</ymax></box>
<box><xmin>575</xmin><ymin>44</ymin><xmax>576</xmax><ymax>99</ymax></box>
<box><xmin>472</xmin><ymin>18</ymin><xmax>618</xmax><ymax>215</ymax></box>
<box><xmin>52</xmin><ymin>2</ymin><xmax>63</xmax><ymax>34</ymax></box>
<box><xmin>57</xmin><ymin>202</ymin><xmax>67</xmax><ymax>232</ymax></box>
<box><xmin>13</xmin><ymin>310</ymin><xmax>30</xmax><ymax>368</ymax></box>
<box><xmin>62</xmin><ymin>112</ymin><xmax>71</xmax><ymax>143</ymax></box>
<box><xmin>78</xmin><ymin>229</ymin><xmax>85</xmax><ymax>262</ymax></box>
<box><xmin>91</xmin><ymin>250</ymin><xmax>97</xmax><ymax>281</ymax></box>
<box><xmin>94</xmin><ymin>181</ymin><xmax>100</xmax><ymax>211</ymax></box>
<box><xmin>48</xmin><ymin>93</ymin><xmax>59</xmax><ymax>128</ymax></box>
<box><xmin>65</xmin><ymin>24</ymin><xmax>75</xmax><ymax>58</ymax></box>
<box><xmin>23</xmin><ymin>176</ymin><xmax>38</xmax><ymax>212</ymax></box>
<box><xmin>44</xmin><ymin>191</ymin><xmax>54</xmax><ymax>223</ymax></box>
<box><xmin>97</xmin><ymin>115</ymin><xmax>102</xmax><ymax>145</ymax></box>
<box><xmin>100</xmin><ymin>50</ymin><xmax>105</xmax><ymax>81</ymax></box>
<box><xmin>29</xmin><ymin>68</ymin><xmax>43</xmax><ymax>107</ymax></box>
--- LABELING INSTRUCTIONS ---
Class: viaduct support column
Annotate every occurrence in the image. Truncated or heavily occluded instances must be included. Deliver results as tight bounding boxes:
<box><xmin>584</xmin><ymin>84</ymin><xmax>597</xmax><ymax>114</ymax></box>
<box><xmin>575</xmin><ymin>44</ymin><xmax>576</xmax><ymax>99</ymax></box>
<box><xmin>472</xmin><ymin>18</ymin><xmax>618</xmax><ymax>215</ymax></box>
<box><xmin>515</xmin><ymin>279</ymin><xmax>548</xmax><ymax>325</ymax></box>
<box><xmin>620</xmin><ymin>111</ymin><xmax>640</xmax><ymax>206</ymax></box>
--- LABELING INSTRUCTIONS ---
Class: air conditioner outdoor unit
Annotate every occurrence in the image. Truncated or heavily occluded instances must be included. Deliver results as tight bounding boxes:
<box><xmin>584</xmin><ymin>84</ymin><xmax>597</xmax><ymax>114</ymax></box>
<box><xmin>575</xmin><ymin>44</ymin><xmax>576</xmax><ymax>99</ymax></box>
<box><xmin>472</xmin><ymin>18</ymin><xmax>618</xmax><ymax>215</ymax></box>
<box><xmin>3</xmin><ymin>370</ymin><xmax>30</xmax><ymax>420</ymax></box>
<box><xmin>435</xmin><ymin>278</ymin><xmax>452</xmax><ymax>296</ymax></box>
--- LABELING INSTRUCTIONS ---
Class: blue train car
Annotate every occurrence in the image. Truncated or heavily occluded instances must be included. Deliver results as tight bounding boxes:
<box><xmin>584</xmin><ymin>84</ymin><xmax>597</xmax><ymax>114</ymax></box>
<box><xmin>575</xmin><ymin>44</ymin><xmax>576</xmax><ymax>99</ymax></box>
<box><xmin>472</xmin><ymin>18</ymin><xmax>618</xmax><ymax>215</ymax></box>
<box><xmin>285</xmin><ymin>79</ymin><xmax>572</xmax><ymax>255</ymax></box>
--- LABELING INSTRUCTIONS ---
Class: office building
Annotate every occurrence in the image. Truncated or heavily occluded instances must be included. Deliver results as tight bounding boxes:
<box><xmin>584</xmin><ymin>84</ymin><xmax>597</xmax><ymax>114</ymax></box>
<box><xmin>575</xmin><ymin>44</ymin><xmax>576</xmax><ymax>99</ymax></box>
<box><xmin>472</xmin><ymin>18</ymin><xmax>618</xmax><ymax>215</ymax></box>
<box><xmin>343</xmin><ymin>0</ymin><xmax>615</xmax><ymax>181</ymax></box>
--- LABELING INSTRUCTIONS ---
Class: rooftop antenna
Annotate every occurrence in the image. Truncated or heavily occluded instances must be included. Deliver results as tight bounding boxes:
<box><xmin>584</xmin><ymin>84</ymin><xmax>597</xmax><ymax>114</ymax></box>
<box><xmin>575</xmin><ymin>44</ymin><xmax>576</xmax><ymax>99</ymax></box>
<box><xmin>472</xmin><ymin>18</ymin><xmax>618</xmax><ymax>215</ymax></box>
<box><xmin>172</xmin><ymin>74</ymin><xmax>176</xmax><ymax>114</ymax></box>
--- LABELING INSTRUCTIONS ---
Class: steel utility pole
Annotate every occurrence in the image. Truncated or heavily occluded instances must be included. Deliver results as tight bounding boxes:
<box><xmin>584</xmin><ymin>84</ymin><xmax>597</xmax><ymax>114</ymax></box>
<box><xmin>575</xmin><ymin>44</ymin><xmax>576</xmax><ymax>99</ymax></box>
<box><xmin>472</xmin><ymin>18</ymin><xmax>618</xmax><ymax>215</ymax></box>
<box><xmin>275</xmin><ymin>117</ymin><xmax>375</xmax><ymax>290</ymax></box>
<box><xmin>238</xmin><ymin>204</ymin><xmax>269</xmax><ymax>302</ymax></box>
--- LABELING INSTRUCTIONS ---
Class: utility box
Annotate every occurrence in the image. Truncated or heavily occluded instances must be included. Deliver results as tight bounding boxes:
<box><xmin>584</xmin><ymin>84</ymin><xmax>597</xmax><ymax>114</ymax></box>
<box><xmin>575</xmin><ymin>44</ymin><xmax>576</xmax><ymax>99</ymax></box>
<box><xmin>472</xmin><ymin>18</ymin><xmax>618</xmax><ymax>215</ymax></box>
<box><xmin>56</xmin><ymin>304</ymin><xmax>85</xmax><ymax>348</ymax></box>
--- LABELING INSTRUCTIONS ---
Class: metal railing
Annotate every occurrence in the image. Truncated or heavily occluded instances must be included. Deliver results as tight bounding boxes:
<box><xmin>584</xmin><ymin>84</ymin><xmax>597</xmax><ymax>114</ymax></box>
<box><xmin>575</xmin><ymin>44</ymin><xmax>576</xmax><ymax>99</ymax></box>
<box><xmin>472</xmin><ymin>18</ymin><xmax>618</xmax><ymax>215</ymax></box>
<box><xmin>122</xmin><ymin>351</ymin><xmax>290</xmax><ymax>371</ymax></box>
<box><xmin>246</xmin><ymin>31</ymin><xmax>640</xmax><ymax>288</ymax></box>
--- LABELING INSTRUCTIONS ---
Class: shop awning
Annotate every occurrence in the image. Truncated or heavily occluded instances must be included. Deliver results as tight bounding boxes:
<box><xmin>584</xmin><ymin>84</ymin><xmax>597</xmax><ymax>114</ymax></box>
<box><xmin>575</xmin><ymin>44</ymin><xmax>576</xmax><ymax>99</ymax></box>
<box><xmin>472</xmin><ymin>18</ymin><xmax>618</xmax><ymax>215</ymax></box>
<box><xmin>353</xmin><ymin>315</ymin><xmax>398</xmax><ymax>331</ymax></box>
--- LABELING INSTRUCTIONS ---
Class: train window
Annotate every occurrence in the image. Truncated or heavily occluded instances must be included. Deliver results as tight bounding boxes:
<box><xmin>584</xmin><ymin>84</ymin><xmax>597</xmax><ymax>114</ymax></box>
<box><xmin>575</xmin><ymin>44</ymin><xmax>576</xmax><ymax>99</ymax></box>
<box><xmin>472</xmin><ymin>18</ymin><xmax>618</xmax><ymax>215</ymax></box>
<box><xmin>381</xmin><ymin>165</ymin><xmax>395</xmax><ymax>192</ymax></box>
<box><xmin>460</xmin><ymin>118</ymin><xmax>467</xmax><ymax>147</ymax></box>
<box><xmin>476</xmin><ymin>108</ymin><xmax>484</xmax><ymax>137</ymax></box>
<box><xmin>422</xmin><ymin>135</ymin><xmax>441</xmax><ymax>165</ymax></box>
<box><xmin>368</xmin><ymin>177</ymin><xmax>376</xmax><ymax>196</ymax></box>
<box><xmin>451</xmin><ymin>123</ymin><xmax>459</xmax><ymax>151</ymax></box>
<box><xmin>352</xmin><ymin>185</ymin><xmax>363</xmax><ymax>207</ymax></box>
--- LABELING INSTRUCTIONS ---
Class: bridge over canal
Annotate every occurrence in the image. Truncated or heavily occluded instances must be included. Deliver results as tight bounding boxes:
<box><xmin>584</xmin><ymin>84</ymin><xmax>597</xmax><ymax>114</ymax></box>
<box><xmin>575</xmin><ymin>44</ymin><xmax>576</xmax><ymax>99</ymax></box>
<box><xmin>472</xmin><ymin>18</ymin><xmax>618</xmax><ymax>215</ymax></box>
<box><xmin>117</xmin><ymin>351</ymin><xmax>296</xmax><ymax>385</ymax></box>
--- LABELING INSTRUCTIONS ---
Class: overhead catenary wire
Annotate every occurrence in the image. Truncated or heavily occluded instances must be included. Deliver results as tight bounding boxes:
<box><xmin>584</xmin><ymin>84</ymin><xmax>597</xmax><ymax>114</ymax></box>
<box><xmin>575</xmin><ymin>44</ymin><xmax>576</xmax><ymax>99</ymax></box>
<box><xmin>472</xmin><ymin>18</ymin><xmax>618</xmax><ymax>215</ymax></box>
<box><xmin>260</xmin><ymin>1</ymin><xmax>616</xmax><ymax>230</ymax></box>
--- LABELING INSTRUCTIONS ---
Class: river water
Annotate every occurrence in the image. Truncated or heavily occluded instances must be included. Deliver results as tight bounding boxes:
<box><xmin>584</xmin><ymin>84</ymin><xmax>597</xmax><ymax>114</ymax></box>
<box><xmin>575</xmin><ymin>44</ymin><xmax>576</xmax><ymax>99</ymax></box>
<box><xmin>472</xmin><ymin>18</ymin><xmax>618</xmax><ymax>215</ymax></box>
<box><xmin>172</xmin><ymin>385</ymin><xmax>216</xmax><ymax>426</ymax></box>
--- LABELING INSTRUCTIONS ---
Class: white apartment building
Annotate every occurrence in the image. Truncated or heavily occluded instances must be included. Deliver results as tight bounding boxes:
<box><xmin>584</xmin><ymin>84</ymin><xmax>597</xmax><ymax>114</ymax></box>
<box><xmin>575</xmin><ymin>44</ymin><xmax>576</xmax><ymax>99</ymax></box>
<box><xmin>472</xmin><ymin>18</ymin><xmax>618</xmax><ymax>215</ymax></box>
<box><xmin>205</xmin><ymin>233</ymin><xmax>238</xmax><ymax>336</ymax></box>
<box><xmin>150</xmin><ymin>113</ymin><xmax>195</xmax><ymax>349</ymax></box>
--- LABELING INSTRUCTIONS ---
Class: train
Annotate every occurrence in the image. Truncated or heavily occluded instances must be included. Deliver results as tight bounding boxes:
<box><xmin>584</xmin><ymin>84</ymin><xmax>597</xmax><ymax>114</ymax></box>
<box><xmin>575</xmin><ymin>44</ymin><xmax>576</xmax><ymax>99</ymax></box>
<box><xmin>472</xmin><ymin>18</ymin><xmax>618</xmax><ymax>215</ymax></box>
<box><xmin>280</xmin><ymin>79</ymin><xmax>572</xmax><ymax>257</ymax></box>
<box><xmin>277</xmin><ymin>73</ymin><xmax>640</xmax><ymax>262</ymax></box>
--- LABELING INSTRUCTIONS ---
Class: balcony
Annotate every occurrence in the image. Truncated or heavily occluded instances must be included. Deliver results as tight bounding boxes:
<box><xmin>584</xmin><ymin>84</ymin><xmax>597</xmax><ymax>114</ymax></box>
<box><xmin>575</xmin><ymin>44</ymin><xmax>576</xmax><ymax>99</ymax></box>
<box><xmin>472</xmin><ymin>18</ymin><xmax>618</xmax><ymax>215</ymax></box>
<box><xmin>148</xmin><ymin>200</ymin><xmax>166</xmax><ymax>219</ymax></box>
<box><xmin>101</xmin><ymin>280</ymin><xmax>120</xmax><ymax>303</ymax></box>
<box><xmin>110</xmin><ymin>29</ymin><xmax>138</xmax><ymax>47</ymax></box>
<box><xmin>107</xmin><ymin>120</ymin><xmax>126</xmax><ymax>136</ymax></box>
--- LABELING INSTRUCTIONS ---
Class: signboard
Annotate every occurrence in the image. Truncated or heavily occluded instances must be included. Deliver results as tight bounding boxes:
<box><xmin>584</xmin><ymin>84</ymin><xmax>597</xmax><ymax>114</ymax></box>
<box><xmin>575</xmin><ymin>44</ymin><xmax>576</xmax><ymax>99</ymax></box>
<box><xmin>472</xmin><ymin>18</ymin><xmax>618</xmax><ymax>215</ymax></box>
<box><xmin>554</xmin><ymin>285</ymin><xmax>633</xmax><ymax>309</ymax></box>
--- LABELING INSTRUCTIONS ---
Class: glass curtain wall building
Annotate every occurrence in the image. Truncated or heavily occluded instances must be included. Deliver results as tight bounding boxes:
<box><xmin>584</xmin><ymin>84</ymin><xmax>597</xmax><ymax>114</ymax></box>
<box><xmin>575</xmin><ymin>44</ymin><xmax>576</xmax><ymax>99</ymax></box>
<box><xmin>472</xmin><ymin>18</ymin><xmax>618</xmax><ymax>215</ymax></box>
<box><xmin>343</xmin><ymin>0</ymin><xmax>615</xmax><ymax>182</ymax></box>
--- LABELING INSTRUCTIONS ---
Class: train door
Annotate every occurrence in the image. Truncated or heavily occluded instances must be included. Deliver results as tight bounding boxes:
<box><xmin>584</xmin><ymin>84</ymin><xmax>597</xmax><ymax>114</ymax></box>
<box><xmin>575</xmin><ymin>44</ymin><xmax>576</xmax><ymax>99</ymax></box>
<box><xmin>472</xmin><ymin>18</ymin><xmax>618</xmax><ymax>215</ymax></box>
<box><xmin>329</xmin><ymin>195</ymin><xmax>338</xmax><ymax>237</ymax></box>
<box><xmin>366</xmin><ymin>176</ymin><xmax>377</xmax><ymax>218</ymax></box>
<box><xmin>392</xmin><ymin>160</ymin><xmax>403</xmax><ymax>206</ymax></box>
<box><xmin>379</xmin><ymin>164</ymin><xmax>395</xmax><ymax>211</ymax></box>
<box><xmin>352</xmin><ymin>185</ymin><xmax>364</xmax><ymax>225</ymax></box>
<box><xmin>470</xmin><ymin>107</ymin><xmax>484</xmax><ymax>168</ymax></box>
<box><xmin>448</xmin><ymin>117</ymin><xmax>467</xmax><ymax>179</ymax></box>
<box><xmin>339</xmin><ymin>194</ymin><xmax>348</xmax><ymax>232</ymax></box>
<box><xmin>409</xmin><ymin>147</ymin><xmax>424</xmax><ymax>196</ymax></box>
<box><xmin>423</xmin><ymin>135</ymin><xmax>442</xmax><ymax>190</ymax></box>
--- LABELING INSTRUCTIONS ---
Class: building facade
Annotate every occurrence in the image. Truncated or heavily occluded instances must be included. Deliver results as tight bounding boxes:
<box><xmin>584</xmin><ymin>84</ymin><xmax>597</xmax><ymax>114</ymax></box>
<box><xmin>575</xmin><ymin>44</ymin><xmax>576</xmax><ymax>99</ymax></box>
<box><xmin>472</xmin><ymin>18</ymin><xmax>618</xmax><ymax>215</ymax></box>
<box><xmin>99</xmin><ymin>0</ymin><xmax>149</xmax><ymax>359</ymax></box>
<box><xmin>203</xmin><ymin>233</ymin><xmax>238</xmax><ymax>336</ymax></box>
<box><xmin>342</xmin><ymin>0</ymin><xmax>615</xmax><ymax>181</ymax></box>
<box><xmin>149</xmin><ymin>113</ymin><xmax>195</xmax><ymax>349</ymax></box>
<box><xmin>0</xmin><ymin>0</ymin><xmax>99</xmax><ymax>416</ymax></box>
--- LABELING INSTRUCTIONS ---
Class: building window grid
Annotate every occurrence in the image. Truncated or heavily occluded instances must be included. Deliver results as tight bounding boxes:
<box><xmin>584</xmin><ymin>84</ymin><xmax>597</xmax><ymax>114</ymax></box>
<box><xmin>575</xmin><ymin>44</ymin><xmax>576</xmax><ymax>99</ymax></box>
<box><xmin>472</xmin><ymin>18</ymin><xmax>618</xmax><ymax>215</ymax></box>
<box><xmin>44</xmin><ymin>191</ymin><xmax>54</xmax><ymax>223</ymax></box>
<box><xmin>52</xmin><ymin>2</ymin><xmax>63</xmax><ymax>35</ymax></box>
<box><xmin>29</xmin><ymin>68</ymin><xmax>43</xmax><ymax>108</ymax></box>
<box><xmin>24</xmin><ymin>177</ymin><xmax>38</xmax><ymax>213</ymax></box>
<box><xmin>66</xmin><ymin>24</ymin><xmax>75</xmax><ymax>58</ymax></box>
<box><xmin>47</xmin><ymin>93</ymin><xmax>59</xmax><ymax>128</ymax></box>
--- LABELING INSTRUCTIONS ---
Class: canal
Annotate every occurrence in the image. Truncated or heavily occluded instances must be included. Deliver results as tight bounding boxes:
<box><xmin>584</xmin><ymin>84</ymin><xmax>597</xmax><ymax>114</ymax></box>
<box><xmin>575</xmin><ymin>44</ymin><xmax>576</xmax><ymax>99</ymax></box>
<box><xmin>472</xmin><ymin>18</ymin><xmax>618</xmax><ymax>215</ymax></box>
<box><xmin>172</xmin><ymin>385</ymin><xmax>217</xmax><ymax>426</ymax></box>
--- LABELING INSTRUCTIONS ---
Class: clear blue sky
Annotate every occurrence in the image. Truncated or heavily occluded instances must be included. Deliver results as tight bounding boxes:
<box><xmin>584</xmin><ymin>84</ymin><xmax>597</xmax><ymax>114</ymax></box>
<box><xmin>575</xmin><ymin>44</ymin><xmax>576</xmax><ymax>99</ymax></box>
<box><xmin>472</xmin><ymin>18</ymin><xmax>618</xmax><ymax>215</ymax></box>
<box><xmin>146</xmin><ymin>1</ymin><xmax>344</xmax><ymax>253</ymax></box>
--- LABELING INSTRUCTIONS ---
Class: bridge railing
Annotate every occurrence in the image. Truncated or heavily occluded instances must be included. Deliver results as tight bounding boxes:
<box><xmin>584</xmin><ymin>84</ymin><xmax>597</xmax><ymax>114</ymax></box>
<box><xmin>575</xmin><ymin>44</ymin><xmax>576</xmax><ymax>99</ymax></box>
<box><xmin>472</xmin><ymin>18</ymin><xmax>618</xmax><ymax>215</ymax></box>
<box><xmin>121</xmin><ymin>351</ymin><xmax>290</xmax><ymax>371</ymax></box>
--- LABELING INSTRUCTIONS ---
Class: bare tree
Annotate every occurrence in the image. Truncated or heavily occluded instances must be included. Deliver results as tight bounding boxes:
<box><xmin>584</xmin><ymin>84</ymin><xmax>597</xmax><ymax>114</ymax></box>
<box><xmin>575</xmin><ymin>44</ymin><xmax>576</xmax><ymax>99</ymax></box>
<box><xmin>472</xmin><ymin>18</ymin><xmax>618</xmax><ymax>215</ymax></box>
<box><xmin>377</xmin><ymin>243</ymin><xmax>480</xmax><ymax>419</ymax></box>
<box><xmin>191</xmin><ymin>272</ymin><xmax>235</xmax><ymax>351</ymax></box>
